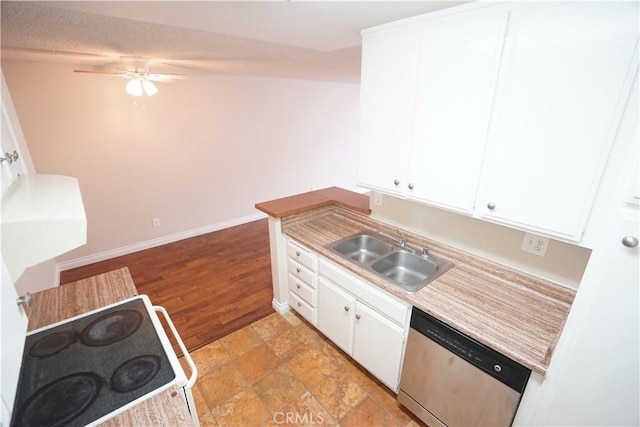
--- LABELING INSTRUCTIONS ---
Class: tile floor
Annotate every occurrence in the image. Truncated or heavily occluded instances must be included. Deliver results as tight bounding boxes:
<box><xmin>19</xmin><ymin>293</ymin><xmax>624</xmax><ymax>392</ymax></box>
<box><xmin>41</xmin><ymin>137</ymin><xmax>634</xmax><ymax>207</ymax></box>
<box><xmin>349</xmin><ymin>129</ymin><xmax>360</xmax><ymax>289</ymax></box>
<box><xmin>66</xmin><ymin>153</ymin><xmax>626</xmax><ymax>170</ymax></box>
<box><xmin>181</xmin><ymin>311</ymin><xmax>425</xmax><ymax>426</ymax></box>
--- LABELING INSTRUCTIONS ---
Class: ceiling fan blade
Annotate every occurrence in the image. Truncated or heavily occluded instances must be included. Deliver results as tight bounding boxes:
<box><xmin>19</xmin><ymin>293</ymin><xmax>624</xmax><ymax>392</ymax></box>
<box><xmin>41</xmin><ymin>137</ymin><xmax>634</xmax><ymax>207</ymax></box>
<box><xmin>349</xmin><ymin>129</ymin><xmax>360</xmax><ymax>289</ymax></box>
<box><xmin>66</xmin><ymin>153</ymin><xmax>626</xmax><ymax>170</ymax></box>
<box><xmin>73</xmin><ymin>70</ymin><xmax>126</xmax><ymax>76</ymax></box>
<box><xmin>147</xmin><ymin>73</ymin><xmax>187</xmax><ymax>82</ymax></box>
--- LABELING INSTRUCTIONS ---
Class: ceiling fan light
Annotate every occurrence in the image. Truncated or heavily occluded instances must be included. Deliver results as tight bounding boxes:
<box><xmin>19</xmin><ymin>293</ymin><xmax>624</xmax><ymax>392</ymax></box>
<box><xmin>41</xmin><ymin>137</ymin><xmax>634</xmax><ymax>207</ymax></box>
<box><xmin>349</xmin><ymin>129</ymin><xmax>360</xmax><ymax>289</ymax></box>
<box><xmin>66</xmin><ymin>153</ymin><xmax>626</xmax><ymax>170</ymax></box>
<box><xmin>142</xmin><ymin>79</ymin><xmax>158</xmax><ymax>97</ymax></box>
<box><xmin>125</xmin><ymin>79</ymin><xmax>143</xmax><ymax>97</ymax></box>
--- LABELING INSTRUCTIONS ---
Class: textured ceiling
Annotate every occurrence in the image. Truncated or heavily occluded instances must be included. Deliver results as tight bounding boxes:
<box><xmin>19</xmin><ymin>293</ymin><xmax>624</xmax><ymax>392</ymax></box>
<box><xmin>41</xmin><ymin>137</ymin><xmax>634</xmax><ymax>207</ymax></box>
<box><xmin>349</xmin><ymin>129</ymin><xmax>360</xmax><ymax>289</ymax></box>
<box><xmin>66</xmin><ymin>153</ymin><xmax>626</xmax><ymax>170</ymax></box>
<box><xmin>0</xmin><ymin>1</ymin><xmax>468</xmax><ymax>83</ymax></box>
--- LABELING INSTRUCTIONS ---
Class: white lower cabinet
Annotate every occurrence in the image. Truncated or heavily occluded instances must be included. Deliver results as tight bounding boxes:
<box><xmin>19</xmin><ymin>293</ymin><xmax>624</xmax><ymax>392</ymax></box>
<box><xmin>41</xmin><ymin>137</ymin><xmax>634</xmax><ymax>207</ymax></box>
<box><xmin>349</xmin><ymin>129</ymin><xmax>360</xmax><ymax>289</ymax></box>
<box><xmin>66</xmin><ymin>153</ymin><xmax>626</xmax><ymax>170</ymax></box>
<box><xmin>287</xmin><ymin>239</ymin><xmax>318</xmax><ymax>325</ymax></box>
<box><xmin>317</xmin><ymin>277</ymin><xmax>354</xmax><ymax>354</ymax></box>
<box><xmin>351</xmin><ymin>302</ymin><xmax>405</xmax><ymax>391</ymax></box>
<box><xmin>318</xmin><ymin>259</ymin><xmax>410</xmax><ymax>392</ymax></box>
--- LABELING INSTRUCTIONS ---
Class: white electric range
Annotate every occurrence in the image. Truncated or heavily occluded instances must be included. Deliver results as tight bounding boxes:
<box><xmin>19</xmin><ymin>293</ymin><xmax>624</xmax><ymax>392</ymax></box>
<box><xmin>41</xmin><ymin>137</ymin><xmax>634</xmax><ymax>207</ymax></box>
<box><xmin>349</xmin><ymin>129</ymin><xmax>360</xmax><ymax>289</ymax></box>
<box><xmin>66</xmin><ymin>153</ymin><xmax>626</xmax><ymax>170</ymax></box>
<box><xmin>10</xmin><ymin>295</ymin><xmax>197</xmax><ymax>427</ymax></box>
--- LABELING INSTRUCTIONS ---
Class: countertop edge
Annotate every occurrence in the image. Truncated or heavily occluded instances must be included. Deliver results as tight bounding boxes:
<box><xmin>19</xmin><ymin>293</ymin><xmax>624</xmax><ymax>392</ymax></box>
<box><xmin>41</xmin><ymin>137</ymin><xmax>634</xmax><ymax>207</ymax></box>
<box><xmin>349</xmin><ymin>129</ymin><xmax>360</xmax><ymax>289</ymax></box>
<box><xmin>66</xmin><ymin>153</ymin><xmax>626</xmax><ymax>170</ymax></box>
<box><xmin>255</xmin><ymin>186</ymin><xmax>371</xmax><ymax>218</ymax></box>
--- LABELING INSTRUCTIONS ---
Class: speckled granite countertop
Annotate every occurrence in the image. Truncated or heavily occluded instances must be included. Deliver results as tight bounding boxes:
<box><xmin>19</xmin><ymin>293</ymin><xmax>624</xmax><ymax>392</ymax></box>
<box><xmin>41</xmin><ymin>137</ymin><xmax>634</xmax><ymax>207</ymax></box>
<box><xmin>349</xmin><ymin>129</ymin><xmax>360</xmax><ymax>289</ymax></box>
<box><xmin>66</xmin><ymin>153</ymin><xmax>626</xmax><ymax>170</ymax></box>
<box><xmin>282</xmin><ymin>206</ymin><xmax>576</xmax><ymax>376</ymax></box>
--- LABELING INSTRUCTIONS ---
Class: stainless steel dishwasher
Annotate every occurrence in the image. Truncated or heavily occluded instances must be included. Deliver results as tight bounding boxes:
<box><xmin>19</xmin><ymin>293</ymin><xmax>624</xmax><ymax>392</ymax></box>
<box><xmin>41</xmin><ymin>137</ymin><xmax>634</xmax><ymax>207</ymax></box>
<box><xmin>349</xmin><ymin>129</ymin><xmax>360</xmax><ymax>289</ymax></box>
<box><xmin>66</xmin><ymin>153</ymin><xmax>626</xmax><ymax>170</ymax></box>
<box><xmin>398</xmin><ymin>307</ymin><xmax>531</xmax><ymax>427</ymax></box>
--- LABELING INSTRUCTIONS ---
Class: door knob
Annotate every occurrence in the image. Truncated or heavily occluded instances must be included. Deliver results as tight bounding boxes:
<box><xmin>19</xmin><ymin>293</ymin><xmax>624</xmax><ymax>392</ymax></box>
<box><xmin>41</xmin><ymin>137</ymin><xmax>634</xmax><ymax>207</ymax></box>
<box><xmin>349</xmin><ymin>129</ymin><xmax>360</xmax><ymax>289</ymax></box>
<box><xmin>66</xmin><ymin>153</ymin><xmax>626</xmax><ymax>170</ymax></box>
<box><xmin>487</xmin><ymin>202</ymin><xmax>496</xmax><ymax>210</ymax></box>
<box><xmin>622</xmin><ymin>236</ymin><xmax>639</xmax><ymax>248</ymax></box>
<box><xmin>408</xmin><ymin>183</ymin><xmax>414</xmax><ymax>190</ymax></box>
<box><xmin>393</xmin><ymin>179</ymin><xmax>400</xmax><ymax>186</ymax></box>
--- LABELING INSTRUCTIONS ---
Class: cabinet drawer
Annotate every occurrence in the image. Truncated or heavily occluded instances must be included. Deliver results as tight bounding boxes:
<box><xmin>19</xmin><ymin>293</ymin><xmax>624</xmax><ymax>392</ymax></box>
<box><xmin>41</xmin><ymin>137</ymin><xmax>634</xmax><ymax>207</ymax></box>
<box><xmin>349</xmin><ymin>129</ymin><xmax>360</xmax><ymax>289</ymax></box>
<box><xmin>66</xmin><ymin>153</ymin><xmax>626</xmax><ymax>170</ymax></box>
<box><xmin>287</xmin><ymin>240</ymin><xmax>318</xmax><ymax>271</ymax></box>
<box><xmin>287</xmin><ymin>259</ymin><xmax>316</xmax><ymax>288</ymax></box>
<box><xmin>319</xmin><ymin>258</ymin><xmax>409</xmax><ymax>326</ymax></box>
<box><xmin>289</xmin><ymin>291</ymin><xmax>317</xmax><ymax>325</ymax></box>
<box><xmin>289</xmin><ymin>274</ymin><xmax>316</xmax><ymax>307</ymax></box>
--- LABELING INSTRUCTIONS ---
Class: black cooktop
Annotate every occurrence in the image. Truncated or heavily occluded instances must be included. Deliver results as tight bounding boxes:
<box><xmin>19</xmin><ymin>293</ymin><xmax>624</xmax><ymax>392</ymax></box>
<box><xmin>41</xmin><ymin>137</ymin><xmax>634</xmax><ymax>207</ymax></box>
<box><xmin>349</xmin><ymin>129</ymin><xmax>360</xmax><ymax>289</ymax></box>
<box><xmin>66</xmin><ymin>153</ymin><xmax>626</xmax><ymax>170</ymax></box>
<box><xmin>11</xmin><ymin>298</ymin><xmax>176</xmax><ymax>427</ymax></box>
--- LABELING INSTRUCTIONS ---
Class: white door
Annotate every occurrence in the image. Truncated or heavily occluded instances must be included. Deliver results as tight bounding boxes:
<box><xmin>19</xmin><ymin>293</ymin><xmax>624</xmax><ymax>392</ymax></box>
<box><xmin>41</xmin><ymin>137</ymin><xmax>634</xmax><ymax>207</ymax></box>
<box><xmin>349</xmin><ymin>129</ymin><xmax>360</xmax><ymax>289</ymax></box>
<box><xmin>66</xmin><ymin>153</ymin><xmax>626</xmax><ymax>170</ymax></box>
<box><xmin>317</xmin><ymin>277</ymin><xmax>354</xmax><ymax>354</ymax></box>
<box><xmin>1</xmin><ymin>72</ymin><xmax>31</xmax><ymax>196</ymax></box>
<box><xmin>407</xmin><ymin>7</ymin><xmax>508</xmax><ymax>214</ymax></box>
<box><xmin>477</xmin><ymin>2</ymin><xmax>639</xmax><ymax>241</ymax></box>
<box><xmin>0</xmin><ymin>258</ymin><xmax>29</xmax><ymax>425</ymax></box>
<box><xmin>352</xmin><ymin>302</ymin><xmax>405</xmax><ymax>392</ymax></box>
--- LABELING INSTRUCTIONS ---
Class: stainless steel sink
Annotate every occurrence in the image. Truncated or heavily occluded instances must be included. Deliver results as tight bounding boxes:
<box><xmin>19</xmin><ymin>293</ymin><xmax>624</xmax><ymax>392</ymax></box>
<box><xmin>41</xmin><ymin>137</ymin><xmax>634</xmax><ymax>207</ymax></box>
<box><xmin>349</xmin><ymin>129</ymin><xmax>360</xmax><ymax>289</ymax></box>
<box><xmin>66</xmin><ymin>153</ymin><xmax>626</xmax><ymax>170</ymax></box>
<box><xmin>371</xmin><ymin>251</ymin><xmax>453</xmax><ymax>293</ymax></box>
<box><xmin>326</xmin><ymin>231</ymin><xmax>454</xmax><ymax>293</ymax></box>
<box><xmin>331</xmin><ymin>232</ymin><xmax>393</xmax><ymax>263</ymax></box>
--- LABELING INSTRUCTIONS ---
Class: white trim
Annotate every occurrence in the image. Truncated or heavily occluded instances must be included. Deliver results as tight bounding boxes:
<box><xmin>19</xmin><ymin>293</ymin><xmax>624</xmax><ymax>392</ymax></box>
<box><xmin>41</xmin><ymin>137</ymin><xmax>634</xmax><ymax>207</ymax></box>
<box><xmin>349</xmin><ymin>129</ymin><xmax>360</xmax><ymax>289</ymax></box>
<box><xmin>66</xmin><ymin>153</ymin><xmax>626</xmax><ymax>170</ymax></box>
<box><xmin>57</xmin><ymin>212</ymin><xmax>266</xmax><ymax>271</ymax></box>
<box><xmin>272</xmin><ymin>298</ymin><xmax>290</xmax><ymax>315</ymax></box>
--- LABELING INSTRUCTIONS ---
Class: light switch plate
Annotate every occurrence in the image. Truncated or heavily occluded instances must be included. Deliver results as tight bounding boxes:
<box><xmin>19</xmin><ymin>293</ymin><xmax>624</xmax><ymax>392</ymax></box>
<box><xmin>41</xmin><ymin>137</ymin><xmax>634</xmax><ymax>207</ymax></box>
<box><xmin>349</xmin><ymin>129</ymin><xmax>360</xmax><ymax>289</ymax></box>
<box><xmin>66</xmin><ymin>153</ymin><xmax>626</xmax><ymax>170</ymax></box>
<box><xmin>521</xmin><ymin>233</ymin><xmax>549</xmax><ymax>257</ymax></box>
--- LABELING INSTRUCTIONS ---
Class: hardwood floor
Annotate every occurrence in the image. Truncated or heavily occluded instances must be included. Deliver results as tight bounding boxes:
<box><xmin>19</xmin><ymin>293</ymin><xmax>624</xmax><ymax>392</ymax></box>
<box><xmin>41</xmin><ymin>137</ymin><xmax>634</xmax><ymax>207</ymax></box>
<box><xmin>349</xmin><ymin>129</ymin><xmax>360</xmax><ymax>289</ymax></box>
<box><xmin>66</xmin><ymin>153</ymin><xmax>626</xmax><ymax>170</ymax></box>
<box><xmin>60</xmin><ymin>219</ymin><xmax>274</xmax><ymax>354</ymax></box>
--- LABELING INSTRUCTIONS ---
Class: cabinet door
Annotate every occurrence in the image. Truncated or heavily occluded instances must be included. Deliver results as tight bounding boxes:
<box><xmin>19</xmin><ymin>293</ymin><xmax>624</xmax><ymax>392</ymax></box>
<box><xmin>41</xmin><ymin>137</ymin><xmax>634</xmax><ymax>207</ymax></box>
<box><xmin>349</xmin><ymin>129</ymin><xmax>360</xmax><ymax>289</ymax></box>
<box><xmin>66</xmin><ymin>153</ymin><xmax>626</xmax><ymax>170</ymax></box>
<box><xmin>407</xmin><ymin>7</ymin><xmax>509</xmax><ymax>214</ymax></box>
<box><xmin>317</xmin><ymin>278</ymin><xmax>355</xmax><ymax>354</ymax></box>
<box><xmin>358</xmin><ymin>26</ymin><xmax>419</xmax><ymax>195</ymax></box>
<box><xmin>352</xmin><ymin>302</ymin><xmax>405</xmax><ymax>392</ymax></box>
<box><xmin>477</xmin><ymin>2</ymin><xmax>639</xmax><ymax>240</ymax></box>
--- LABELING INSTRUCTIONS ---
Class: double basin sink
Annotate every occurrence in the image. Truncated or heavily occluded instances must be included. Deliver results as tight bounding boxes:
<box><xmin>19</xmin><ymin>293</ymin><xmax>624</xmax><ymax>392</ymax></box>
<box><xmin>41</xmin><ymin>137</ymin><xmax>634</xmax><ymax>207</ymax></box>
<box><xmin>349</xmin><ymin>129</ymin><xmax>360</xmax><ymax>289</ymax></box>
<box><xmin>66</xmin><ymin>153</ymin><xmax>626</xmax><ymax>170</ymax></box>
<box><xmin>326</xmin><ymin>231</ymin><xmax>454</xmax><ymax>293</ymax></box>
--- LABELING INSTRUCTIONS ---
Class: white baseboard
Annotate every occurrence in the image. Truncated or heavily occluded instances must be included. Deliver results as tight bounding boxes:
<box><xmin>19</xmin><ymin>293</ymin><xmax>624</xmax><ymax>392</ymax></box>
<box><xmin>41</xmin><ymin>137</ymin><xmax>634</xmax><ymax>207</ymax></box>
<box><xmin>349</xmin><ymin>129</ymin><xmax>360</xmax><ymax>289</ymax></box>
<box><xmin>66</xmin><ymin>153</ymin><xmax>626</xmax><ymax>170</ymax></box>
<box><xmin>57</xmin><ymin>213</ymin><xmax>267</xmax><ymax>271</ymax></box>
<box><xmin>272</xmin><ymin>298</ymin><xmax>290</xmax><ymax>314</ymax></box>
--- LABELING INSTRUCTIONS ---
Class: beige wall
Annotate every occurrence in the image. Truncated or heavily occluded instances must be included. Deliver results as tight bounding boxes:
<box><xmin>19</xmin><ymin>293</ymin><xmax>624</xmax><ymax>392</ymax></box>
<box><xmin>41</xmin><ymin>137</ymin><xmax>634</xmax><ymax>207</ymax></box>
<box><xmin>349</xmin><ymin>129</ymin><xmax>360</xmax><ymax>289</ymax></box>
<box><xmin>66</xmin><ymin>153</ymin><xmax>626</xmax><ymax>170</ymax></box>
<box><xmin>371</xmin><ymin>193</ymin><xmax>591</xmax><ymax>289</ymax></box>
<box><xmin>2</xmin><ymin>61</ymin><xmax>360</xmax><ymax>267</ymax></box>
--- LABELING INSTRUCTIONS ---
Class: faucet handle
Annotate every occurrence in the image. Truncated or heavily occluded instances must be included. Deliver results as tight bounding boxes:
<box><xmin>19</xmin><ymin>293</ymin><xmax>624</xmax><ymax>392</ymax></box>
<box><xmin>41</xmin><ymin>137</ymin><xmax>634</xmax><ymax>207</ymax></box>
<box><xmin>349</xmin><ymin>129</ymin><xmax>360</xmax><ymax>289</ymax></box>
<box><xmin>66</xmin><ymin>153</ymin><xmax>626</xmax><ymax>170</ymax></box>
<box><xmin>422</xmin><ymin>247</ymin><xmax>430</xmax><ymax>257</ymax></box>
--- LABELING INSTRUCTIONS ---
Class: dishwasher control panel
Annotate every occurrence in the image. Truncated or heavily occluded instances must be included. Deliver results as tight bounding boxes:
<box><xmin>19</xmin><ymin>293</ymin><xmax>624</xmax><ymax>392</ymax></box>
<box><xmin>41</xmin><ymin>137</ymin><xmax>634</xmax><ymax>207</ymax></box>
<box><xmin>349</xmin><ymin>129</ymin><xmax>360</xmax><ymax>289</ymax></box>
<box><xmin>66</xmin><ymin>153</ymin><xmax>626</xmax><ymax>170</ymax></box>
<box><xmin>411</xmin><ymin>307</ymin><xmax>531</xmax><ymax>393</ymax></box>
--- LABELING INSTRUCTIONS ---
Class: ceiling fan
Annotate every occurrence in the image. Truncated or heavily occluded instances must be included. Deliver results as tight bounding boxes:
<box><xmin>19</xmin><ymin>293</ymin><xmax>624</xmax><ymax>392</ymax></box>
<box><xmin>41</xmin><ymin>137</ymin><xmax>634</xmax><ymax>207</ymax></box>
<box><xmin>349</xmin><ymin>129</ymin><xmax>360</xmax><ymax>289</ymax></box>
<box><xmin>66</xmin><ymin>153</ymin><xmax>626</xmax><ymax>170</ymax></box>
<box><xmin>73</xmin><ymin>57</ymin><xmax>185</xmax><ymax>97</ymax></box>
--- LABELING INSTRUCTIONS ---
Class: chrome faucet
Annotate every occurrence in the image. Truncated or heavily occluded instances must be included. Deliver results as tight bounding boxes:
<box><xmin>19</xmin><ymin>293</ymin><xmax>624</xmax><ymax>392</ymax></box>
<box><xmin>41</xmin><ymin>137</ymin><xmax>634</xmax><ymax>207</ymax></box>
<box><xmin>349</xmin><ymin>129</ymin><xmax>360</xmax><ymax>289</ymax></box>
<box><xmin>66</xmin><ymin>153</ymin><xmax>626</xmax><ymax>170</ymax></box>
<box><xmin>422</xmin><ymin>247</ymin><xmax>430</xmax><ymax>257</ymax></box>
<box><xmin>396</xmin><ymin>230</ymin><xmax>407</xmax><ymax>249</ymax></box>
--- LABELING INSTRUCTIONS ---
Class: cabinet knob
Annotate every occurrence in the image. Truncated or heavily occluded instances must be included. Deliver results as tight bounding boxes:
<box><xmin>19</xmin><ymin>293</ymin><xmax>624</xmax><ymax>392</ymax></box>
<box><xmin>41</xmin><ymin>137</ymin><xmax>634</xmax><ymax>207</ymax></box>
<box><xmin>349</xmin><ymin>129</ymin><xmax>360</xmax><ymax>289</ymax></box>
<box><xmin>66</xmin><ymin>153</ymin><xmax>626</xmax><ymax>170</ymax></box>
<box><xmin>408</xmin><ymin>183</ymin><xmax>414</xmax><ymax>190</ymax></box>
<box><xmin>622</xmin><ymin>236</ymin><xmax>639</xmax><ymax>248</ymax></box>
<box><xmin>296</xmin><ymin>268</ymin><xmax>301</xmax><ymax>273</ymax></box>
<box><xmin>344</xmin><ymin>306</ymin><xmax>350</xmax><ymax>312</ymax></box>
<box><xmin>297</xmin><ymin>302</ymin><xmax>302</xmax><ymax>308</ymax></box>
<box><xmin>16</xmin><ymin>292</ymin><xmax>32</xmax><ymax>309</ymax></box>
<box><xmin>393</xmin><ymin>179</ymin><xmax>400</xmax><ymax>186</ymax></box>
<box><xmin>355</xmin><ymin>314</ymin><xmax>361</xmax><ymax>320</ymax></box>
<box><xmin>295</xmin><ymin>251</ymin><xmax>301</xmax><ymax>257</ymax></box>
<box><xmin>487</xmin><ymin>202</ymin><xmax>496</xmax><ymax>210</ymax></box>
<box><xmin>296</xmin><ymin>284</ymin><xmax>301</xmax><ymax>289</ymax></box>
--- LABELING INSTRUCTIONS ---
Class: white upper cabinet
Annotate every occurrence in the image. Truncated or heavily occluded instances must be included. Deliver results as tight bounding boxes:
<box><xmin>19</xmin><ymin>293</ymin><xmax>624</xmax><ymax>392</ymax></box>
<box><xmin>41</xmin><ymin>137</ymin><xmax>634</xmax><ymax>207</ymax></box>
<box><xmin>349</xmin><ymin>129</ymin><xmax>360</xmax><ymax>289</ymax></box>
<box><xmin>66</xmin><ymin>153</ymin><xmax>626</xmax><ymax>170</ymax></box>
<box><xmin>407</xmin><ymin>7</ymin><xmax>509</xmax><ymax>214</ymax></box>
<box><xmin>358</xmin><ymin>25</ymin><xmax>419</xmax><ymax>195</ymax></box>
<box><xmin>359</xmin><ymin>6</ymin><xmax>508</xmax><ymax>212</ymax></box>
<box><xmin>477</xmin><ymin>2</ymin><xmax>639</xmax><ymax>241</ymax></box>
<box><xmin>359</xmin><ymin>2</ymin><xmax>639</xmax><ymax>242</ymax></box>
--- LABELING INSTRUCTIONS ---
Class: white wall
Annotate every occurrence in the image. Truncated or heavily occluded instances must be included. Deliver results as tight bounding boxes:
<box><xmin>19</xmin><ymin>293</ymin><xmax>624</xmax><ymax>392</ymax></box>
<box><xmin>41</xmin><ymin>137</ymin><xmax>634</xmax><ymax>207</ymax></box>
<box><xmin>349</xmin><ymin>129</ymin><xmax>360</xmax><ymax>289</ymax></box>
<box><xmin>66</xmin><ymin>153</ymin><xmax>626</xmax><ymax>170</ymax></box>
<box><xmin>2</xmin><ymin>61</ymin><xmax>360</xmax><ymax>269</ymax></box>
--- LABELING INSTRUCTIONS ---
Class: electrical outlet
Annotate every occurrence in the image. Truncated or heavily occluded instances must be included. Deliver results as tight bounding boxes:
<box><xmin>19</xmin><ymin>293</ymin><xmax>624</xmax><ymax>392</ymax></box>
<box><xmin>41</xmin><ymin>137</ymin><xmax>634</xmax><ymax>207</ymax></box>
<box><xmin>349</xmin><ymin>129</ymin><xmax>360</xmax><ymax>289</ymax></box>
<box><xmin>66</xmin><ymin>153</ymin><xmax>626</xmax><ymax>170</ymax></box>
<box><xmin>152</xmin><ymin>218</ymin><xmax>160</xmax><ymax>228</ymax></box>
<box><xmin>521</xmin><ymin>233</ymin><xmax>549</xmax><ymax>257</ymax></box>
<box><xmin>373</xmin><ymin>193</ymin><xmax>383</xmax><ymax>206</ymax></box>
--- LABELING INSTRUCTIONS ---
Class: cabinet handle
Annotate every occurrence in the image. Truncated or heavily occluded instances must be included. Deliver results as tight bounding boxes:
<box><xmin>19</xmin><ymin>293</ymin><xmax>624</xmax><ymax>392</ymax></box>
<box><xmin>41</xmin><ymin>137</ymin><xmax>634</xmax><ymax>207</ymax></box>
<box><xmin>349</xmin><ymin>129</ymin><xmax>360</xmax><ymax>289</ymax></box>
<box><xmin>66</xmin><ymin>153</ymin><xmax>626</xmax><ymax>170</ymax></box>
<box><xmin>296</xmin><ymin>268</ymin><xmax>301</xmax><ymax>273</ymax></box>
<box><xmin>408</xmin><ymin>183</ymin><xmax>414</xmax><ymax>190</ymax></box>
<box><xmin>16</xmin><ymin>292</ymin><xmax>32</xmax><ymax>309</ymax></box>
<box><xmin>344</xmin><ymin>306</ymin><xmax>350</xmax><ymax>312</ymax></box>
<box><xmin>295</xmin><ymin>251</ymin><xmax>301</xmax><ymax>257</ymax></box>
<box><xmin>1</xmin><ymin>151</ymin><xmax>18</xmax><ymax>164</ymax></box>
<box><xmin>487</xmin><ymin>202</ymin><xmax>496</xmax><ymax>210</ymax></box>
<box><xmin>296</xmin><ymin>284</ymin><xmax>301</xmax><ymax>289</ymax></box>
<box><xmin>297</xmin><ymin>302</ymin><xmax>302</xmax><ymax>308</ymax></box>
<box><xmin>355</xmin><ymin>314</ymin><xmax>361</xmax><ymax>320</ymax></box>
<box><xmin>622</xmin><ymin>236</ymin><xmax>639</xmax><ymax>248</ymax></box>
<box><xmin>393</xmin><ymin>179</ymin><xmax>400</xmax><ymax>186</ymax></box>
